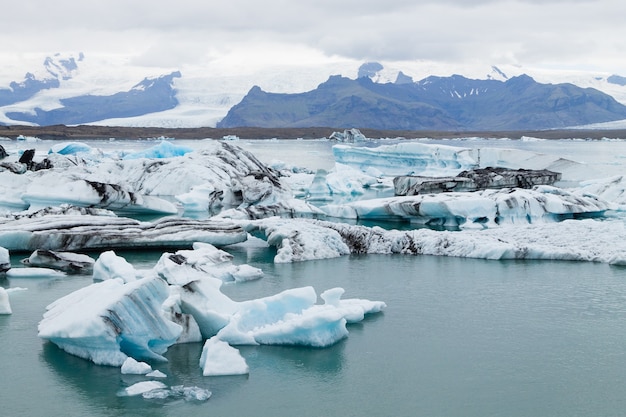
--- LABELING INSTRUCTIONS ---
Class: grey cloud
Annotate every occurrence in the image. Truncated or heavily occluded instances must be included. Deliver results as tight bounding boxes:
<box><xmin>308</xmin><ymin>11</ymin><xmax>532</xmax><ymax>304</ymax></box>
<box><xmin>1</xmin><ymin>0</ymin><xmax>625</xmax><ymax>72</ymax></box>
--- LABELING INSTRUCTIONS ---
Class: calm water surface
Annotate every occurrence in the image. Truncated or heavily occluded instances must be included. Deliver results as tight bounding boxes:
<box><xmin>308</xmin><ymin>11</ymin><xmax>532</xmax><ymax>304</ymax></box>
<box><xmin>3</xmin><ymin>137</ymin><xmax>626</xmax><ymax>416</ymax></box>
<box><xmin>4</xmin><ymin>250</ymin><xmax>626</xmax><ymax>417</ymax></box>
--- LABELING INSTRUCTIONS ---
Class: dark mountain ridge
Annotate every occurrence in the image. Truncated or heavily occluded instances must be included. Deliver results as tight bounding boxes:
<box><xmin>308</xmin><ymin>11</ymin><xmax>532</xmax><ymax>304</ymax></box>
<box><xmin>217</xmin><ymin>74</ymin><xmax>626</xmax><ymax>131</ymax></box>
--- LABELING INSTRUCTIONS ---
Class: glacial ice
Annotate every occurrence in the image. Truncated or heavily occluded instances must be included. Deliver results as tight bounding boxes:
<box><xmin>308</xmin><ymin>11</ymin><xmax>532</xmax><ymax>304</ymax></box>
<box><xmin>0</xmin><ymin>246</ymin><xmax>9</xmax><ymax>272</ymax></box>
<box><xmin>38</xmin><ymin>243</ymin><xmax>385</xmax><ymax>368</ymax></box>
<box><xmin>92</xmin><ymin>251</ymin><xmax>137</xmax><ymax>283</ymax></box>
<box><xmin>6</xmin><ymin>267</ymin><xmax>66</xmax><ymax>278</ymax></box>
<box><xmin>21</xmin><ymin>249</ymin><xmax>95</xmax><ymax>274</ymax></box>
<box><xmin>321</xmin><ymin>185</ymin><xmax>609</xmax><ymax>228</ymax></box>
<box><xmin>199</xmin><ymin>337</ymin><xmax>249</xmax><ymax>376</ymax></box>
<box><xmin>121</xmin><ymin>140</ymin><xmax>193</xmax><ymax>160</ymax></box>
<box><xmin>119</xmin><ymin>381</ymin><xmax>168</xmax><ymax>397</ymax></box>
<box><xmin>240</xmin><ymin>217</ymin><xmax>626</xmax><ymax>264</ymax></box>
<box><xmin>0</xmin><ymin>213</ymin><xmax>247</xmax><ymax>252</ymax></box>
<box><xmin>0</xmin><ymin>287</ymin><xmax>11</xmax><ymax>315</ymax></box>
<box><xmin>121</xmin><ymin>357</ymin><xmax>153</xmax><ymax>375</ymax></box>
<box><xmin>38</xmin><ymin>276</ymin><xmax>182</xmax><ymax>366</ymax></box>
<box><xmin>332</xmin><ymin>142</ymin><xmax>600</xmax><ymax>182</ymax></box>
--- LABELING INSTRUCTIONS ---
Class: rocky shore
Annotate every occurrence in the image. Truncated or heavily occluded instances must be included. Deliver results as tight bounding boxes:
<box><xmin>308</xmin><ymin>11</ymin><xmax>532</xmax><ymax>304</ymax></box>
<box><xmin>1</xmin><ymin>124</ymin><xmax>626</xmax><ymax>140</ymax></box>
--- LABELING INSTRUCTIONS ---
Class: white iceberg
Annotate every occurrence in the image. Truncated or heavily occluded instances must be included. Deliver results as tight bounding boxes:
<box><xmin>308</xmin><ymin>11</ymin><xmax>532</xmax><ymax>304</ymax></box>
<box><xmin>119</xmin><ymin>381</ymin><xmax>168</xmax><ymax>397</ymax></box>
<box><xmin>38</xmin><ymin>276</ymin><xmax>182</xmax><ymax>366</ymax></box>
<box><xmin>0</xmin><ymin>287</ymin><xmax>11</xmax><ymax>315</ymax></box>
<box><xmin>0</xmin><ymin>213</ymin><xmax>247</xmax><ymax>252</ymax></box>
<box><xmin>92</xmin><ymin>251</ymin><xmax>137</xmax><ymax>283</ymax></box>
<box><xmin>321</xmin><ymin>185</ymin><xmax>609</xmax><ymax>228</ymax></box>
<box><xmin>0</xmin><ymin>246</ymin><xmax>9</xmax><ymax>272</ymax></box>
<box><xmin>6</xmin><ymin>267</ymin><xmax>66</xmax><ymax>278</ymax></box>
<box><xmin>121</xmin><ymin>357</ymin><xmax>153</xmax><ymax>375</ymax></box>
<box><xmin>199</xmin><ymin>337</ymin><xmax>249</xmax><ymax>376</ymax></box>
<box><xmin>332</xmin><ymin>142</ymin><xmax>599</xmax><ymax>182</ymax></box>
<box><xmin>21</xmin><ymin>249</ymin><xmax>95</xmax><ymax>274</ymax></box>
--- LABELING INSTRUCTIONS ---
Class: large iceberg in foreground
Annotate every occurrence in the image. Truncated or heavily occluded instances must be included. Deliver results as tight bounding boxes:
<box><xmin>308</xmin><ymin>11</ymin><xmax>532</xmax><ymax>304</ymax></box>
<box><xmin>39</xmin><ymin>243</ymin><xmax>386</xmax><ymax>367</ymax></box>
<box><xmin>38</xmin><ymin>276</ymin><xmax>182</xmax><ymax>366</ymax></box>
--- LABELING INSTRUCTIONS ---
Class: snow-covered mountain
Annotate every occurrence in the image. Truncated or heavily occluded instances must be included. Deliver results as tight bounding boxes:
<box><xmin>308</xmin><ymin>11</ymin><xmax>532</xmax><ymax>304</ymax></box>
<box><xmin>1</xmin><ymin>53</ymin><xmax>626</xmax><ymax>129</ymax></box>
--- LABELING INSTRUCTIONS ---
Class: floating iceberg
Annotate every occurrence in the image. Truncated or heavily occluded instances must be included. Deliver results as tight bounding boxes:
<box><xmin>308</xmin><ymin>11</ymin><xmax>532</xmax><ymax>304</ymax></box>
<box><xmin>39</xmin><ymin>242</ymin><xmax>385</xmax><ymax>368</ymax></box>
<box><xmin>199</xmin><ymin>337</ymin><xmax>249</xmax><ymax>376</ymax></box>
<box><xmin>234</xmin><ymin>217</ymin><xmax>626</xmax><ymax>265</ymax></box>
<box><xmin>0</xmin><ymin>287</ymin><xmax>11</xmax><ymax>315</ymax></box>
<box><xmin>0</xmin><ymin>246</ymin><xmax>9</xmax><ymax>272</ymax></box>
<box><xmin>0</xmin><ymin>213</ymin><xmax>247</xmax><ymax>252</ymax></box>
<box><xmin>122</xmin><ymin>140</ymin><xmax>193</xmax><ymax>160</ymax></box>
<box><xmin>332</xmin><ymin>142</ymin><xmax>598</xmax><ymax>182</ymax></box>
<box><xmin>22</xmin><ymin>178</ymin><xmax>178</xmax><ymax>215</ymax></box>
<box><xmin>121</xmin><ymin>357</ymin><xmax>153</xmax><ymax>375</ymax></box>
<box><xmin>21</xmin><ymin>249</ymin><xmax>95</xmax><ymax>274</ymax></box>
<box><xmin>321</xmin><ymin>185</ymin><xmax>609</xmax><ymax>228</ymax></box>
<box><xmin>38</xmin><ymin>276</ymin><xmax>182</xmax><ymax>366</ymax></box>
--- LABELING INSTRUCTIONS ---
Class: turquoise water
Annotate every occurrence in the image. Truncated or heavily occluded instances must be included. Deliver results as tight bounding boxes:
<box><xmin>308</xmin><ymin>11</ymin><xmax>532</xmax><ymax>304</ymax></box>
<box><xmin>4</xmin><ymin>137</ymin><xmax>626</xmax><ymax>416</ymax></box>
<box><xmin>4</xmin><ymin>249</ymin><xmax>626</xmax><ymax>417</ymax></box>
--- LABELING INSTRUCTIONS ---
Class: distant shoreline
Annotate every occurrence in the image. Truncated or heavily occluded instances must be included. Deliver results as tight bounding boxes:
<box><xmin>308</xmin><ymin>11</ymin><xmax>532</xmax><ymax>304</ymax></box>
<box><xmin>1</xmin><ymin>124</ymin><xmax>625</xmax><ymax>140</ymax></box>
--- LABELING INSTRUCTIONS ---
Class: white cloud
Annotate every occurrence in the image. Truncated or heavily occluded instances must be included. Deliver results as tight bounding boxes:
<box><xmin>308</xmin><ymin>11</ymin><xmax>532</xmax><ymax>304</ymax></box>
<box><xmin>1</xmin><ymin>0</ymin><xmax>625</xmax><ymax>73</ymax></box>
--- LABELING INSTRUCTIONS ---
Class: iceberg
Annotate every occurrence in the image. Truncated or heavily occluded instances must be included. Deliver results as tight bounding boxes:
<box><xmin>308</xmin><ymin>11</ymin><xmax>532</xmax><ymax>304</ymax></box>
<box><xmin>92</xmin><ymin>251</ymin><xmax>137</xmax><ymax>283</ymax></box>
<box><xmin>332</xmin><ymin>142</ymin><xmax>599</xmax><ymax>182</ymax></box>
<box><xmin>199</xmin><ymin>337</ymin><xmax>249</xmax><ymax>376</ymax></box>
<box><xmin>22</xmin><ymin>178</ymin><xmax>178</xmax><ymax>215</ymax></box>
<box><xmin>0</xmin><ymin>287</ymin><xmax>11</xmax><ymax>314</ymax></box>
<box><xmin>234</xmin><ymin>217</ymin><xmax>626</xmax><ymax>265</ymax></box>
<box><xmin>321</xmin><ymin>186</ymin><xmax>609</xmax><ymax>228</ymax></box>
<box><xmin>0</xmin><ymin>246</ymin><xmax>9</xmax><ymax>272</ymax></box>
<box><xmin>21</xmin><ymin>249</ymin><xmax>95</xmax><ymax>274</ymax></box>
<box><xmin>119</xmin><ymin>381</ymin><xmax>168</xmax><ymax>397</ymax></box>
<box><xmin>38</xmin><ymin>276</ymin><xmax>182</xmax><ymax>366</ymax></box>
<box><xmin>6</xmin><ymin>267</ymin><xmax>66</xmax><ymax>278</ymax></box>
<box><xmin>575</xmin><ymin>175</ymin><xmax>626</xmax><ymax>210</ymax></box>
<box><xmin>120</xmin><ymin>357</ymin><xmax>153</xmax><ymax>375</ymax></box>
<box><xmin>38</xmin><ymin>243</ymin><xmax>386</xmax><ymax>368</ymax></box>
<box><xmin>0</xmin><ymin>213</ymin><xmax>247</xmax><ymax>252</ymax></box>
<box><xmin>121</xmin><ymin>140</ymin><xmax>193</xmax><ymax>160</ymax></box>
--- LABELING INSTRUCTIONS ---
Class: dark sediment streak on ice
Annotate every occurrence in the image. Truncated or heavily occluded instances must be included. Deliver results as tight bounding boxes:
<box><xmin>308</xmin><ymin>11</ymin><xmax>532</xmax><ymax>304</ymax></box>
<box><xmin>0</xmin><ymin>215</ymin><xmax>247</xmax><ymax>252</ymax></box>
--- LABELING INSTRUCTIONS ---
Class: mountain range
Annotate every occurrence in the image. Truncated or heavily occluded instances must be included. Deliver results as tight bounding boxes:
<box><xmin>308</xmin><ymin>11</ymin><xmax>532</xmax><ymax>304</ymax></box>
<box><xmin>217</xmin><ymin>74</ymin><xmax>626</xmax><ymax>131</ymax></box>
<box><xmin>1</xmin><ymin>53</ymin><xmax>626</xmax><ymax>131</ymax></box>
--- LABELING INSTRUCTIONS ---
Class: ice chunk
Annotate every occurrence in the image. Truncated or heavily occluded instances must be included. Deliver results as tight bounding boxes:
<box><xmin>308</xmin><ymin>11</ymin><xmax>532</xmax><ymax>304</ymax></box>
<box><xmin>154</xmin><ymin>242</ymin><xmax>262</xmax><ymax>285</ymax></box>
<box><xmin>0</xmin><ymin>214</ymin><xmax>247</xmax><ymax>252</ymax></box>
<box><xmin>0</xmin><ymin>246</ymin><xmax>9</xmax><ymax>272</ymax></box>
<box><xmin>199</xmin><ymin>337</ymin><xmax>249</xmax><ymax>376</ymax></box>
<box><xmin>0</xmin><ymin>287</ymin><xmax>11</xmax><ymax>315</ymax></box>
<box><xmin>146</xmin><ymin>370</ymin><xmax>167</xmax><ymax>378</ymax></box>
<box><xmin>22</xmin><ymin>178</ymin><xmax>178</xmax><ymax>215</ymax></box>
<box><xmin>121</xmin><ymin>357</ymin><xmax>152</xmax><ymax>375</ymax></box>
<box><xmin>122</xmin><ymin>140</ymin><xmax>193</xmax><ymax>160</ymax></box>
<box><xmin>48</xmin><ymin>141</ymin><xmax>94</xmax><ymax>155</ymax></box>
<box><xmin>321</xmin><ymin>186</ymin><xmax>609</xmax><ymax>228</ymax></box>
<box><xmin>6</xmin><ymin>268</ymin><xmax>66</xmax><ymax>278</ymax></box>
<box><xmin>119</xmin><ymin>381</ymin><xmax>167</xmax><ymax>397</ymax></box>
<box><xmin>21</xmin><ymin>249</ymin><xmax>94</xmax><ymax>274</ymax></box>
<box><xmin>93</xmin><ymin>251</ymin><xmax>137</xmax><ymax>283</ymax></box>
<box><xmin>38</xmin><ymin>276</ymin><xmax>182</xmax><ymax>366</ymax></box>
<box><xmin>240</xmin><ymin>218</ymin><xmax>350</xmax><ymax>263</ymax></box>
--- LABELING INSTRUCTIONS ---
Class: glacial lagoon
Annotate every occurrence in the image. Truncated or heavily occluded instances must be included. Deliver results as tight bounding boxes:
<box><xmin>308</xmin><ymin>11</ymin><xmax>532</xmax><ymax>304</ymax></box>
<box><xmin>3</xmin><ymin>137</ymin><xmax>626</xmax><ymax>416</ymax></box>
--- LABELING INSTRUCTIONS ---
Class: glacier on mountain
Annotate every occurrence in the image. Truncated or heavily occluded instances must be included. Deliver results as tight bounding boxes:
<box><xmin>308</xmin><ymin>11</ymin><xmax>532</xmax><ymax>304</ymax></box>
<box><xmin>1</xmin><ymin>53</ymin><xmax>626</xmax><ymax>128</ymax></box>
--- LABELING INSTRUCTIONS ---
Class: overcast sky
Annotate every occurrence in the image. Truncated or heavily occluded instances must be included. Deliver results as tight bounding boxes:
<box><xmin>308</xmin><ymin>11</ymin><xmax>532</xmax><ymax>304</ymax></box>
<box><xmin>3</xmin><ymin>0</ymin><xmax>626</xmax><ymax>74</ymax></box>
